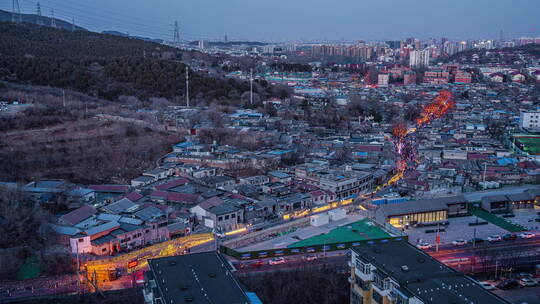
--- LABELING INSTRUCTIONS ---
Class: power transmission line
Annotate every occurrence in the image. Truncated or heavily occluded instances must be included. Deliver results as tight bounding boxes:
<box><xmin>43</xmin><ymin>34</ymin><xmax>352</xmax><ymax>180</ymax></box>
<box><xmin>36</xmin><ymin>2</ymin><xmax>42</xmax><ymax>25</ymax></box>
<box><xmin>50</xmin><ymin>8</ymin><xmax>56</xmax><ymax>28</ymax></box>
<box><xmin>12</xmin><ymin>0</ymin><xmax>22</xmax><ymax>23</ymax></box>
<box><xmin>173</xmin><ymin>20</ymin><xmax>181</xmax><ymax>45</ymax></box>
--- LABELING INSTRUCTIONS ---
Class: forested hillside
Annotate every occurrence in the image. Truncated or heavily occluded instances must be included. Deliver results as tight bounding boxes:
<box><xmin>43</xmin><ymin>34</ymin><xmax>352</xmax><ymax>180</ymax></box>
<box><xmin>0</xmin><ymin>22</ymin><xmax>287</xmax><ymax>104</ymax></box>
<box><xmin>0</xmin><ymin>56</ymin><xmax>263</xmax><ymax>102</ymax></box>
<box><xmin>0</xmin><ymin>21</ymin><xmax>177</xmax><ymax>58</ymax></box>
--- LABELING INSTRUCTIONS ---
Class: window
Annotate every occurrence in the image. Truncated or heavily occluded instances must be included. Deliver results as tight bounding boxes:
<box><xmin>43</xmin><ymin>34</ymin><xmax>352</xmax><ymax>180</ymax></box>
<box><xmin>225</xmin><ymin>215</ymin><xmax>230</xmax><ymax>220</ymax></box>
<box><xmin>355</xmin><ymin>275</ymin><xmax>370</xmax><ymax>290</ymax></box>
<box><xmin>102</xmin><ymin>248</ymin><xmax>107</xmax><ymax>252</ymax></box>
<box><xmin>372</xmin><ymin>291</ymin><xmax>383</xmax><ymax>304</ymax></box>
<box><xmin>78</xmin><ymin>238</ymin><xmax>84</xmax><ymax>242</ymax></box>
<box><xmin>218</xmin><ymin>216</ymin><xmax>223</xmax><ymax>222</ymax></box>
<box><xmin>351</xmin><ymin>290</ymin><xmax>363</xmax><ymax>304</ymax></box>
<box><xmin>231</xmin><ymin>214</ymin><xmax>236</xmax><ymax>218</ymax></box>
<box><xmin>355</xmin><ymin>259</ymin><xmax>370</xmax><ymax>274</ymax></box>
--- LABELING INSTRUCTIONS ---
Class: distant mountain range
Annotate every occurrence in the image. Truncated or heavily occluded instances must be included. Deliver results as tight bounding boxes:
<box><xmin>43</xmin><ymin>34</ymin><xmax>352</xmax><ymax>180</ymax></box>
<box><xmin>188</xmin><ymin>41</ymin><xmax>268</xmax><ymax>47</ymax></box>
<box><xmin>0</xmin><ymin>9</ymin><xmax>85</xmax><ymax>31</ymax></box>
<box><xmin>102</xmin><ymin>30</ymin><xmax>164</xmax><ymax>44</ymax></box>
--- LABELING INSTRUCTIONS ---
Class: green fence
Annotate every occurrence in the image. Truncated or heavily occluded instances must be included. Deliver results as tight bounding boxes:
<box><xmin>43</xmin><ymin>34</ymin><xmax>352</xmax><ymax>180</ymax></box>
<box><xmin>469</xmin><ymin>208</ymin><xmax>527</xmax><ymax>233</ymax></box>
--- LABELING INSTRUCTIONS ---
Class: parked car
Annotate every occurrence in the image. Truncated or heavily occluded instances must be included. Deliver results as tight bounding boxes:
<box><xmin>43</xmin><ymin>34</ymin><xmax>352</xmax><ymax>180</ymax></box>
<box><xmin>235</xmin><ymin>263</ymin><xmax>246</xmax><ymax>269</ymax></box>
<box><xmin>519</xmin><ymin>278</ymin><xmax>538</xmax><ymax>287</ymax></box>
<box><xmin>469</xmin><ymin>238</ymin><xmax>484</xmax><ymax>244</ymax></box>
<box><xmin>479</xmin><ymin>281</ymin><xmax>496</xmax><ymax>290</ymax></box>
<box><xmin>305</xmin><ymin>255</ymin><xmax>317</xmax><ymax>261</ymax></box>
<box><xmin>269</xmin><ymin>257</ymin><xmax>286</xmax><ymax>265</ymax></box>
<box><xmin>251</xmin><ymin>260</ymin><xmax>264</xmax><ymax>268</ymax></box>
<box><xmin>496</xmin><ymin>279</ymin><xmax>519</xmax><ymax>290</ymax></box>
<box><xmin>416</xmin><ymin>242</ymin><xmax>431</xmax><ymax>250</ymax></box>
<box><xmin>452</xmin><ymin>239</ymin><xmax>467</xmax><ymax>246</ymax></box>
<box><xmin>518</xmin><ymin>272</ymin><xmax>534</xmax><ymax>279</ymax></box>
<box><xmin>502</xmin><ymin>234</ymin><xmax>518</xmax><ymax>241</ymax></box>
<box><xmin>519</xmin><ymin>232</ymin><xmax>535</xmax><ymax>239</ymax></box>
<box><xmin>487</xmin><ymin>235</ymin><xmax>502</xmax><ymax>242</ymax></box>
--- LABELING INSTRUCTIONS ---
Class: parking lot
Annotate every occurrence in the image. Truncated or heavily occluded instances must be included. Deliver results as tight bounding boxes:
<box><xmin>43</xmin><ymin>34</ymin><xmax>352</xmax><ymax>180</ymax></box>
<box><xmin>405</xmin><ymin>209</ymin><xmax>540</xmax><ymax>246</ymax></box>
<box><xmin>492</xmin><ymin>283</ymin><xmax>540</xmax><ymax>304</ymax></box>
<box><xmin>406</xmin><ymin>215</ymin><xmax>509</xmax><ymax>246</ymax></box>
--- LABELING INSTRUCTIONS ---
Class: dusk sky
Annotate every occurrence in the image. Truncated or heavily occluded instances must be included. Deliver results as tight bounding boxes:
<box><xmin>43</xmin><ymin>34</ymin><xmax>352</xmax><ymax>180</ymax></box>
<box><xmin>5</xmin><ymin>0</ymin><xmax>540</xmax><ymax>41</ymax></box>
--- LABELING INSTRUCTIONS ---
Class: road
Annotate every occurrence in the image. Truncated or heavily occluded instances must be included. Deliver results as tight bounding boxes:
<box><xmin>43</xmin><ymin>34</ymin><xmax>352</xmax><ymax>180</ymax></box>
<box><xmin>0</xmin><ymin>234</ymin><xmax>215</xmax><ymax>301</ymax></box>
<box><xmin>233</xmin><ymin>252</ymin><xmax>349</xmax><ymax>275</ymax></box>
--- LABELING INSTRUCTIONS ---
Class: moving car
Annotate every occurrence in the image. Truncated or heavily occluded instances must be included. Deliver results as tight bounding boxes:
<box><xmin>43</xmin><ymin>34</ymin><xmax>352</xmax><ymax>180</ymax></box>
<box><xmin>269</xmin><ymin>257</ymin><xmax>286</xmax><ymax>265</ymax></box>
<box><xmin>487</xmin><ymin>235</ymin><xmax>502</xmax><ymax>242</ymax></box>
<box><xmin>251</xmin><ymin>260</ymin><xmax>264</xmax><ymax>268</ymax></box>
<box><xmin>496</xmin><ymin>279</ymin><xmax>519</xmax><ymax>290</ymax></box>
<box><xmin>519</xmin><ymin>232</ymin><xmax>535</xmax><ymax>239</ymax></box>
<box><xmin>519</xmin><ymin>278</ymin><xmax>538</xmax><ymax>287</ymax></box>
<box><xmin>452</xmin><ymin>239</ymin><xmax>467</xmax><ymax>246</ymax></box>
<box><xmin>469</xmin><ymin>238</ymin><xmax>484</xmax><ymax>244</ymax></box>
<box><xmin>479</xmin><ymin>281</ymin><xmax>496</xmax><ymax>290</ymax></box>
<box><xmin>305</xmin><ymin>255</ymin><xmax>317</xmax><ymax>261</ymax></box>
<box><xmin>502</xmin><ymin>234</ymin><xmax>518</xmax><ymax>241</ymax></box>
<box><xmin>416</xmin><ymin>242</ymin><xmax>431</xmax><ymax>250</ymax></box>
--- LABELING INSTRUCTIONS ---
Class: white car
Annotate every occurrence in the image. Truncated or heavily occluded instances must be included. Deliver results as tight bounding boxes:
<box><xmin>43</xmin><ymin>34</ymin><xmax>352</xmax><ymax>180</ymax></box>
<box><xmin>416</xmin><ymin>242</ymin><xmax>431</xmax><ymax>250</ymax></box>
<box><xmin>487</xmin><ymin>235</ymin><xmax>502</xmax><ymax>242</ymax></box>
<box><xmin>305</xmin><ymin>255</ymin><xmax>317</xmax><ymax>261</ymax></box>
<box><xmin>519</xmin><ymin>232</ymin><xmax>535</xmax><ymax>239</ymax></box>
<box><xmin>268</xmin><ymin>257</ymin><xmax>286</xmax><ymax>265</ymax></box>
<box><xmin>519</xmin><ymin>278</ymin><xmax>538</xmax><ymax>287</ymax></box>
<box><xmin>452</xmin><ymin>239</ymin><xmax>467</xmax><ymax>246</ymax></box>
<box><xmin>479</xmin><ymin>281</ymin><xmax>496</xmax><ymax>290</ymax></box>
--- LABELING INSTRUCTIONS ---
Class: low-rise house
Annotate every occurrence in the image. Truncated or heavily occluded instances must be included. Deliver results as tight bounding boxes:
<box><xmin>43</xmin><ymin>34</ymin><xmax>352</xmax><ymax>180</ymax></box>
<box><xmin>131</xmin><ymin>176</ymin><xmax>156</xmax><ymax>188</ymax></box>
<box><xmin>199</xmin><ymin>175</ymin><xmax>236</xmax><ymax>190</ymax></box>
<box><xmin>59</xmin><ymin>205</ymin><xmax>98</xmax><ymax>226</ymax></box>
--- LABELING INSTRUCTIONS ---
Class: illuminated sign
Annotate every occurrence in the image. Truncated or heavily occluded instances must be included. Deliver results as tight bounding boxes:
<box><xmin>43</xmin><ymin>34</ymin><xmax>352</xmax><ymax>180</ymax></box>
<box><xmin>128</xmin><ymin>260</ymin><xmax>138</xmax><ymax>269</ymax></box>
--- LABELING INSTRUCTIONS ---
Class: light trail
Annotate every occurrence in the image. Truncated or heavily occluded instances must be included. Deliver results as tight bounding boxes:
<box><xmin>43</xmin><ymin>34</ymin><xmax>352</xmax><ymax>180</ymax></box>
<box><xmin>377</xmin><ymin>90</ymin><xmax>454</xmax><ymax>191</ymax></box>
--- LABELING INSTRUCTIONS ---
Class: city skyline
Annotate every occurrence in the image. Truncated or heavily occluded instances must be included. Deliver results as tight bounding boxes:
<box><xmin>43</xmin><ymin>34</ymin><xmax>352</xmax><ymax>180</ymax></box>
<box><xmin>2</xmin><ymin>0</ymin><xmax>540</xmax><ymax>41</ymax></box>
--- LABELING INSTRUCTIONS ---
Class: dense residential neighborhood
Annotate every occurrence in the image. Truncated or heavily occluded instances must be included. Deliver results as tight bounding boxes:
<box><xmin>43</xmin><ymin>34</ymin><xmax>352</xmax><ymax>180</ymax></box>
<box><xmin>1</xmin><ymin>2</ymin><xmax>540</xmax><ymax>303</ymax></box>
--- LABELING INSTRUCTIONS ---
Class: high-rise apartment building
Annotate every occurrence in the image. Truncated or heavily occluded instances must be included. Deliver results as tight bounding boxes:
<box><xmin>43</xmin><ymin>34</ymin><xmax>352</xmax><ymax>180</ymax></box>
<box><xmin>409</xmin><ymin>50</ymin><xmax>430</xmax><ymax>68</ymax></box>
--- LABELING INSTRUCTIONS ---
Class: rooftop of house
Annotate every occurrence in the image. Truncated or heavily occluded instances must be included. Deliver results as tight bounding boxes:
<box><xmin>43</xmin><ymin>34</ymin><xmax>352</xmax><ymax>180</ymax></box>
<box><xmin>59</xmin><ymin>205</ymin><xmax>98</xmax><ymax>226</ymax></box>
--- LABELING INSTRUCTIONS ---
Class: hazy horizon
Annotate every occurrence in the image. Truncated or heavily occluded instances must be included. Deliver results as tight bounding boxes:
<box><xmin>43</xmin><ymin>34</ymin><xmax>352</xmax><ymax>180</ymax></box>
<box><xmin>2</xmin><ymin>0</ymin><xmax>540</xmax><ymax>42</ymax></box>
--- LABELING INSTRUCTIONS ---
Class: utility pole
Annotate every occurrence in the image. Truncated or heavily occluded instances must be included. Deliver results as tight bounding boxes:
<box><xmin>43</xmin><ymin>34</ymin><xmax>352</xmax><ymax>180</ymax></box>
<box><xmin>76</xmin><ymin>241</ymin><xmax>81</xmax><ymax>295</ymax></box>
<box><xmin>250</xmin><ymin>68</ymin><xmax>254</xmax><ymax>105</ymax></box>
<box><xmin>36</xmin><ymin>2</ymin><xmax>42</xmax><ymax>25</ymax></box>
<box><xmin>173</xmin><ymin>20</ymin><xmax>181</xmax><ymax>46</ymax></box>
<box><xmin>71</xmin><ymin>17</ymin><xmax>75</xmax><ymax>31</ymax></box>
<box><xmin>482</xmin><ymin>162</ymin><xmax>487</xmax><ymax>189</ymax></box>
<box><xmin>12</xmin><ymin>0</ymin><xmax>22</xmax><ymax>23</ymax></box>
<box><xmin>185</xmin><ymin>66</ymin><xmax>190</xmax><ymax>107</ymax></box>
<box><xmin>50</xmin><ymin>9</ymin><xmax>56</xmax><ymax>28</ymax></box>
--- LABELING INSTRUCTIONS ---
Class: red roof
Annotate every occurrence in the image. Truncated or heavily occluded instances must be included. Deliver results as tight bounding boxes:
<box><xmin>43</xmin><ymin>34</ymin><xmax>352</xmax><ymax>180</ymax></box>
<box><xmin>309</xmin><ymin>190</ymin><xmax>326</xmax><ymax>197</ymax></box>
<box><xmin>155</xmin><ymin>178</ymin><xmax>190</xmax><ymax>191</ymax></box>
<box><xmin>167</xmin><ymin>192</ymin><xmax>199</xmax><ymax>204</ymax></box>
<box><xmin>123</xmin><ymin>192</ymin><xmax>143</xmax><ymax>202</ymax></box>
<box><xmin>60</xmin><ymin>205</ymin><xmax>97</xmax><ymax>226</ymax></box>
